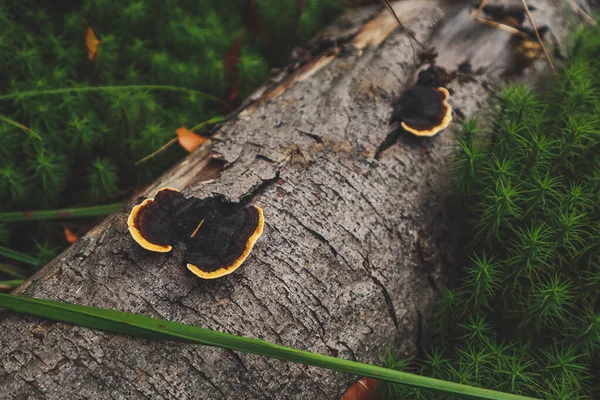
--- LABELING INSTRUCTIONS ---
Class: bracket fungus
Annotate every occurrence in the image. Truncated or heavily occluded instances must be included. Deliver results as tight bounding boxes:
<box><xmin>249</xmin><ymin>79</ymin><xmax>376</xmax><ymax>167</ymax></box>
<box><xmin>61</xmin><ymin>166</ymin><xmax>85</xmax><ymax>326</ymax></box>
<box><xmin>128</xmin><ymin>187</ymin><xmax>264</xmax><ymax>279</ymax></box>
<box><xmin>393</xmin><ymin>85</ymin><xmax>453</xmax><ymax>137</ymax></box>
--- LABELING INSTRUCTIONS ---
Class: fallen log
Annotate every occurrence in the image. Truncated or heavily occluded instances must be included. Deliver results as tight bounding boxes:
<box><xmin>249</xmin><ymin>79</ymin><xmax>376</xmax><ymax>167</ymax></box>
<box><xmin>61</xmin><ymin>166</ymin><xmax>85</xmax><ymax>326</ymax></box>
<box><xmin>0</xmin><ymin>1</ymin><xmax>573</xmax><ymax>398</ymax></box>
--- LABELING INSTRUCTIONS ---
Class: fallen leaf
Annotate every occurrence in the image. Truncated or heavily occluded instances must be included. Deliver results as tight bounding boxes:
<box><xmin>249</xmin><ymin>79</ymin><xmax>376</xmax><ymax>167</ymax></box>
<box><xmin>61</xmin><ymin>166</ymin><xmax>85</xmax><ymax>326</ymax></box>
<box><xmin>175</xmin><ymin>126</ymin><xmax>207</xmax><ymax>153</ymax></box>
<box><xmin>83</xmin><ymin>18</ymin><xmax>100</xmax><ymax>62</ymax></box>
<box><xmin>224</xmin><ymin>29</ymin><xmax>245</xmax><ymax>105</ymax></box>
<box><xmin>341</xmin><ymin>377</ymin><xmax>380</xmax><ymax>400</ymax></box>
<box><xmin>63</xmin><ymin>226</ymin><xmax>79</xmax><ymax>244</ymax></box>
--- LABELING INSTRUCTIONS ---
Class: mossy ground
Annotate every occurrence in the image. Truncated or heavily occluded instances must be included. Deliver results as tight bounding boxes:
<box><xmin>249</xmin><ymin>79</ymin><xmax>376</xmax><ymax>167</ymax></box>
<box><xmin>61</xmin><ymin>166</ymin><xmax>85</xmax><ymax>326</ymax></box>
<box><xmin>3</xmin><ymin>2</ymin><xmax>599</xmax><ymax>397</ymax></box>
<box><xmin>0</xmin><ymin>0</ymin><xmax>342</xmax><ymax>275</ymax></box>
<box><xmin>385</xmin><ymin>25</ymin><xmax>600</xmax><ymax>400</ymax></box>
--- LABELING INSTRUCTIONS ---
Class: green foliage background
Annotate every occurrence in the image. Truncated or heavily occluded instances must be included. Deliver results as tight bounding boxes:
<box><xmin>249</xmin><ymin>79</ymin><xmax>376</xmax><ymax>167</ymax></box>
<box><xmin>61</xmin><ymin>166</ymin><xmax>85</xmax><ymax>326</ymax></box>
<box><xmin>385</xmin><ymin>25</ymin><xmax>600</xmax><ymax>400</ymax></box>
<box><xmin>3</xmin><ymin>2</ymin><xmax>599</xmax><ymax>397</ymax></box>
<box><xmin>0</xmin><ymin>0</ymin><xmax>342</xmax><ymax>269</ymax></box>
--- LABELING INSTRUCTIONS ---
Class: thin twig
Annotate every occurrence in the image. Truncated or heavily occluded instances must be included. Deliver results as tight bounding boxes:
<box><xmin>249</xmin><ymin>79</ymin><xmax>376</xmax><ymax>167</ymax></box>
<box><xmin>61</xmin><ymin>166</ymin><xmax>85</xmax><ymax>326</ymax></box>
<box><xmin>134</xmin><ymin>115</ymin><xmax>224</xmax><ymax>166</ymax></box>
<box><xmin>134</xmin><ymin>138</ymin><xmax>178</xmax><ymax>166</ymax></box>
<box><xmin>0</xmin><ymin>114</ymin><xmax>41</xmax><ymax>139</ymax></box>
<box><xmin>381</xmin><ymin>0</ymin><xmax>423</xmax><ymax>66</ymax></box>
<box><xmin>475</xmin><ymin>17</ymin><xmax>530</xmax><ymax>38</ymax></box>
<box><xmin>189</xmin><ymin>115</ymin><xmax>226</xmax><ymax>132</ymax></box>
<box><xmin>520</xmin><ymin>0</ymin><xmax>558</xmax><ymax>76</ymax></box>
<box><xmin>568</xmin><ymin>0</ymin><xmax>600</xmax><ymax>28</ymax></box>
<box><xmin>0</xmin><ymin>203</ymin><xmax>123</xmax><ymax>222</ymax></box>
<box><xmin>0</xmin><ymin>85</ymin><xmax>228</xmax><ymax>106</ymax></box>
<box><xmin>473</xmin><ymin>0</ymin><xmax>487</xmax><ymax>18</ymax></box>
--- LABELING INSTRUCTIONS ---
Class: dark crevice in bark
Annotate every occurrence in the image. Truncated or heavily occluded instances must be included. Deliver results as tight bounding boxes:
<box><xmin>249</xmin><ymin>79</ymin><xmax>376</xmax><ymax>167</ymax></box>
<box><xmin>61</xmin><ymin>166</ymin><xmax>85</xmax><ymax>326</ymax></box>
<box><xmin>295</xmin><ymin>128</ymin><xmax>324</xmax><ymax>144</ymax></box>
<box><xmin>255</xmin><ymin>154</ymin><xmax>277</xmax><ymax>163</ymax></box>
<box><xmin>307</xmin><ymin>307</ymin><xmax>326</xmax><ymax>338</ymax></box>
<box><xmin>227</xmin><ymin>350</ymin><xmax>250</xmax><ymax>374</ymax></box>
<box><xmin>192</xmin><ymin>157</ymin><xmax>227</xmax><ymax>186</ymax></box>
<box><xmin>369</xmin><ymin>274</ymin><xmax>400</xmax><ymax>335</ymax></box>
<box><xmin>337</xmin><ymin>341</ymin><xmax>358</xmax><ymax>362</ymax></box>
<box><xmin>187</xmin><ymin>363</ymin><xmax>227</xmax><ymax>399</ymax></box>
<box><xmin>280</xmin><ymin>208</ymin><xmax>338</xmax><ymax>256</ymax></box>
<box><xmin>304</xmin><ymin>287</ymin><xmax>331</xmax><ymax>317</ymax></box>
<box><xmin>239</xmin><ymin>170</ymin><xmax>281</xmax><ymax>206</ymax></box>
<box><xmin>286</xmin><ymin>209</ymin><xmax>356</xmax><ymax>271</ymax></box>
<box><xmin>306</xmin><ymin>227</ymin><xmax>338</xmax><ymax>258</ymax></box>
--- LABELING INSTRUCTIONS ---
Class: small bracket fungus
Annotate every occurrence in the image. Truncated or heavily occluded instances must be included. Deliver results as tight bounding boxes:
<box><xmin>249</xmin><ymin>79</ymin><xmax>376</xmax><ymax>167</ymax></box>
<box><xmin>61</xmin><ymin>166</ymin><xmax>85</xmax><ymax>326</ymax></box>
<box><xmin>394</xmin><ymin>85</ymin><xmax>453</xmax><ymax>137</ymax></box>
<box><xmin>128</xmin><ymin>187</ymin><xmax>264</xmax><ymax>279</ymax></box>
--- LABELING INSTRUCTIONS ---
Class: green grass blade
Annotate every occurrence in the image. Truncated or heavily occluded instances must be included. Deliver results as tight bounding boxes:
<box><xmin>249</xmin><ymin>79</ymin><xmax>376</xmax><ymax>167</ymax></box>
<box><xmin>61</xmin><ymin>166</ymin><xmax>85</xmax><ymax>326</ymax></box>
<box><xmin>0</xmin><ymin>279</ymin><xmax>24</xmax><ymax>289</ymax></box>
<box><xmin>0</xmin><ymin>246</ymin><xmax>40</xmax><ymax>267</ymax></box>
<box><xmin>0</xmin><ymin>294</ymin><xmax>538</xmax><ymax>400</ymax></box>
<box><xmin>0</xmin><ymin>114</ymin><xmax>42</xmax><ymax>139</ymax></box>
<box><xmin>189</xmin><ymin>115</ymin><xmax>226</xmax><ymax>132</ymax></box>
<box><xmin>0</xmin><ymin>85</ymin><xmax>227</xmax><ymax>106</ymax></box>
<box><xmin>0</xmin><ymin>263</ymin><xmax>27</xmax><ymax>278</ymax></box>
<box><xmin>0</xmin><ymin>203</ymin><xmax>122</xmax><ymax>222</ymax></box>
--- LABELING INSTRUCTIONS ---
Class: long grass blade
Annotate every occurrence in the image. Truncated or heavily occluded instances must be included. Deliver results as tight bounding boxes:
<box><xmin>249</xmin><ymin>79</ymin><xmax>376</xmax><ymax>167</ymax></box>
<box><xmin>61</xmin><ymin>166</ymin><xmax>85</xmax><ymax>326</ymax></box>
<box><xmin>0</xmin><ymin>246</ymin><xmax>39</xmax><ymax>267</ymax></box>
<box><xmin>0</xmin><ymin>280</ymin><xmax>24</xmax><ymax>289</ymax></box>
<box><xmin>0</xmin><ymin>114</ymin><xmax>42</xmax><ymax>139</ymax></box>
<box><xmin>189</xmin><ymin>115</ymin><xmax>226</xmax><ymax>132</ymax></box>
<box><xmin>0</xmin><ymin>263</ymin><xmax>27</xmax><ymax>278</ymax></box>
<box><xmin>0</xmin><ymin>85</ymin><xmax>227</xmax><ymax>106</ymax></box>
<box><xmin>134</xmin><ymin>138</ymin><xmax>178</xmax><ymax>166</ymax></box>
<box><xmin>0</xmin><ymin>203</ymin><xmax>122</xmax><ymax>222</ymax></box>
<box><xmin>0</xmin><ymin>294</ymin><xmax>538</xmax><ymax>400</ymax></box>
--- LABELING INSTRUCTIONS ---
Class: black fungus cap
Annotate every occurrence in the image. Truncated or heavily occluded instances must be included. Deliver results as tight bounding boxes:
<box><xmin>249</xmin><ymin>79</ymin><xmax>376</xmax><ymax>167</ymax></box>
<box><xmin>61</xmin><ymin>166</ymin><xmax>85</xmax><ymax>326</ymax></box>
<box><xmin>397</xmin><ymin>85</ymin><xmax>452</xmax><ymax>137</ymax></box>
<box><xmin>128</xmin><ymin>188</ymin><xmax>264</xmax><ymax>279</ymax></box>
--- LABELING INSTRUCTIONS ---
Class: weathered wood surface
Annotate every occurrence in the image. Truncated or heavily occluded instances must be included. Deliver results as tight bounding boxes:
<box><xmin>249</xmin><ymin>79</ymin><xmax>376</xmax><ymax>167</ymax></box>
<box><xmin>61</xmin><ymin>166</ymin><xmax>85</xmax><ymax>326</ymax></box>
<box><xmin>0</xmin><ymin>1</ymin><xmax>572</xmax><ymax>399</ymax></box>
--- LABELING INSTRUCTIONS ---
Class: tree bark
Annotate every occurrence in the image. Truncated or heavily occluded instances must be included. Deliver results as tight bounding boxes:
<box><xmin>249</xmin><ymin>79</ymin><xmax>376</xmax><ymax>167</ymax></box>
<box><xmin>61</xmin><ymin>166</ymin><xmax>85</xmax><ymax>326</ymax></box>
<box><xmin>0</xmin><ymin>1</ymin><xmax>572</xmax><ymax>399</ymax></box>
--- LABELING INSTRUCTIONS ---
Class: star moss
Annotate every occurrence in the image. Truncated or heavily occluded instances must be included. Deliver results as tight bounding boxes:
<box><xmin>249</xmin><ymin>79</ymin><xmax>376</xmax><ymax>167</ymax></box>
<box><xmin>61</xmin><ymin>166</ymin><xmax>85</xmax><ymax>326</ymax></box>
<box><xmin>385</xmin><ymin>24</ymin><xmax>600</xmax><ymax>400</ymax></box>
<box><xmin>0</xmin><ymin>0</ymin><xmax>342</xmax><ymax>266</ymax></box>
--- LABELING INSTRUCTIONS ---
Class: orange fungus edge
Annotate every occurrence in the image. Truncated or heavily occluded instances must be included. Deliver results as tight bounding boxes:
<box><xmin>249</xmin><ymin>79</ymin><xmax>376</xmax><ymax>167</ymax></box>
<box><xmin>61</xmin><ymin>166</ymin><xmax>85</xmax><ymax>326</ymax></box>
<box><xmin>401</xmin><ymin>87</ymin><xmax>452</xmax><ymax>137</ymax></box>
<box><xmin>127</xmin><ymin>198</ymin><xmax>173</xmax><ymax>253</ymax></box>
<box><xmin>187</xmin><ymin>206</ymin><xmax>264</xmax><ymax>279</ymax></box>
<box><xmin>155</xmin><ymin>187</ymin><xmax>180</xmax><ymax>195</ymax></box>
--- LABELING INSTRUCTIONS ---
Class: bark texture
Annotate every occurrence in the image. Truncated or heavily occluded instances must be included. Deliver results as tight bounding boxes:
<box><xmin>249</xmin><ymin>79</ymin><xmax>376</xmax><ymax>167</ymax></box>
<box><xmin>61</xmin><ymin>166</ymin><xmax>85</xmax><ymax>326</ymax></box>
<box><xmin>0</xmin><ymin>1</ymin><xmax>572</xmax><ymax>399</ymax></box>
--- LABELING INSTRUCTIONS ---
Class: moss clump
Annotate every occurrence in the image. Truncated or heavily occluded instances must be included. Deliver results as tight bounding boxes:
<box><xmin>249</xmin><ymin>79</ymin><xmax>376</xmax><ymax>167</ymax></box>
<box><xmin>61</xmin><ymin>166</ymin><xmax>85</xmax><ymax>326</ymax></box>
<box><xmin>0</xmin><ymin>0</ymin><xmax>342</xmax><ymax>269</ymax></box>
<box><xmin>385</xmin><ymin>26</ymin><xmax>600</xmax><ymax>399</ymax></box>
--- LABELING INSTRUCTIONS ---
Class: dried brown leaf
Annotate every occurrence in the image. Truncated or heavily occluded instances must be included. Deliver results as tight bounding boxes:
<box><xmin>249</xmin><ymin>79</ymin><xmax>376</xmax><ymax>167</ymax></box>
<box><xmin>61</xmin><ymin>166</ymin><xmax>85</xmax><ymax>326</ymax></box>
<box><xmin>176</xmin><ymin>126</ymin><xmax>208</xmax><ymax>153</ymax></box>
<box><xmin>341</xmin><ymin>377</ymin><xmax>380</xmax><ymax>400</ymax></box>
<box><xmin>83</xmin><ymin>19</ymin><xmax>100</xmax><ymax>62</ymax></box>
<box><xmin>63</xmin><ymin>226</ymin><xmax>79</xmax><ymax>244</ymax></box>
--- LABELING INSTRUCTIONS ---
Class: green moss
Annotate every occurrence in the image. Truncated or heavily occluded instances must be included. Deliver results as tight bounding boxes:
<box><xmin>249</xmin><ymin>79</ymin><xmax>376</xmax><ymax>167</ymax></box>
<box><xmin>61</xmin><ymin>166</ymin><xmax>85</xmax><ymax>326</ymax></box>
<box><xmin>0</xmin><ymin>0</ymin><xmax>342</xmax><ymax>267</ymax></box>
<box><xmin>385</xmin><ymin>25</ymin><xmax>600</xmax><ymax>400</ymax></box>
